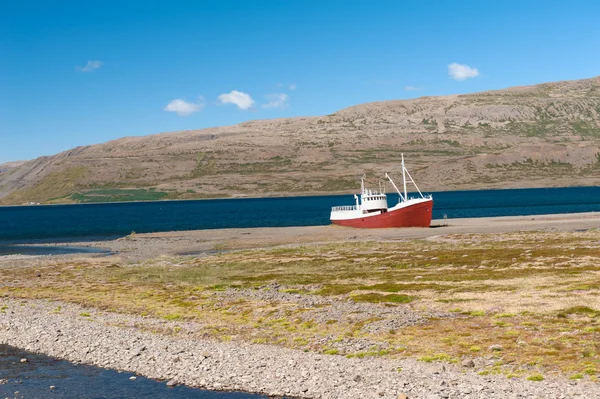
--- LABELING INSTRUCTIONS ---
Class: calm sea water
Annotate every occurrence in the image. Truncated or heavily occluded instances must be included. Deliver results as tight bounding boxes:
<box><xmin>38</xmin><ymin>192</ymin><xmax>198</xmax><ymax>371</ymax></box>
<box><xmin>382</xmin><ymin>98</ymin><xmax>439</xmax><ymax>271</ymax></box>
<box><xmin>0</xmin><ymin>344</ymin><xmax>268</xmax><ymax>399</ymax></box>
<box><xmin>0</xmin><ymin>245</ymin><xmax>111</xmax><ymax>256</ymax></box>
<box><xmin>1</xmin><ymin>186</ymin><xmax>599</xmax><ymax>241</ymax></box>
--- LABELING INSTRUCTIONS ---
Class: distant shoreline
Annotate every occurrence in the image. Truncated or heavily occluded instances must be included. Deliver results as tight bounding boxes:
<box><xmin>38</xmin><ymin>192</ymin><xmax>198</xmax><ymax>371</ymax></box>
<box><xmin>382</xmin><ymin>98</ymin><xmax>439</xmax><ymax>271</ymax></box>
<box><xmin>0</xmin><ymin>183</ymin><xmax>598</xmax><ymax>208</ymax></box>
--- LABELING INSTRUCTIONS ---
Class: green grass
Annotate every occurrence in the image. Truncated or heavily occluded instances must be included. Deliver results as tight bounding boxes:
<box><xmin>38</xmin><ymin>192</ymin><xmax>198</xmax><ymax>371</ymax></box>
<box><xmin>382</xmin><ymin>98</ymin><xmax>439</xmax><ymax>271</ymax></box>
<box><xmin>350</xmin><ymin>293</ymin><xmax>415</xmax><ymax>304</ymax></box>
<box><xmin>70</xmin><ymin>188</ymin><xmax>169</xmax><ymax>203</ymax></box>
<box><xmin>527</xmin><ymin>374</ymin><xmax>545</xmax><ymax>381</ymax></box>
<box><xmin>418</xmin><ymin>353</ymin><xmax>457</xmax><ymax>363</ymax></box>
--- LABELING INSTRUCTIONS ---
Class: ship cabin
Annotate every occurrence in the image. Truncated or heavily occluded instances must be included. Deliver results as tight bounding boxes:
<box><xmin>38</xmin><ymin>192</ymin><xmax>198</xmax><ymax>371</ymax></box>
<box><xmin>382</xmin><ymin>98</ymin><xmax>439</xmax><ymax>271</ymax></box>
<box><xmin>360</xmin><ymin>190</ymin><xmax>389</xmax><ymax>214</ymax></box>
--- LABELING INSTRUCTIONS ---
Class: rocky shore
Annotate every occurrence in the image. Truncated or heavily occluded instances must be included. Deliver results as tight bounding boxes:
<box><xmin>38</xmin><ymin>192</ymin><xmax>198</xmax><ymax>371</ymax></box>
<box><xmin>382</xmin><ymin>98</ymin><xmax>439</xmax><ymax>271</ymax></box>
<box><xmin>2</xmin><ymin>298</ymin><xmax>598</xmax><ymax>399</ymax></box>
<box><xmin>3</xmin><ymin>212</ymin><xmax>600</xmax><ymax>264</ymax></box>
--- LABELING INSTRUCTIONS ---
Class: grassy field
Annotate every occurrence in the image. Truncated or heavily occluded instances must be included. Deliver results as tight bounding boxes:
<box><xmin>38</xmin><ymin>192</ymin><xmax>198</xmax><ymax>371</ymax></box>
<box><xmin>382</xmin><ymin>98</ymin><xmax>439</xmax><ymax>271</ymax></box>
<box><xmin>2</xmin><ymin>229</ymin><xmax>600</xmax><ymax>381</ymax></box>
<box><xmin>68</xmin><ymin>188</ymin><xmax>169</xmax><ymax>203</ymax></box>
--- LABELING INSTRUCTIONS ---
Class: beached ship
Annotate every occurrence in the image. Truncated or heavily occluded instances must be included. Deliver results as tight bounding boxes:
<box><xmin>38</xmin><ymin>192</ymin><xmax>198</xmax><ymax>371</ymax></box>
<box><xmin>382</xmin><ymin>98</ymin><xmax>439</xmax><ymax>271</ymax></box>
<box><xmin>330</xmin><ymin>155</ymin><xmax>433</xmax><ymax>228</ymax></box>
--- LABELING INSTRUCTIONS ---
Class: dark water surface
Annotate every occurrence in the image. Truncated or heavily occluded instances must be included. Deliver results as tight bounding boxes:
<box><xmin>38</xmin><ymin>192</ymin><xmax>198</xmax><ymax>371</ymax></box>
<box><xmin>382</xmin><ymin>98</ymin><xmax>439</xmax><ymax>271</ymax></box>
<box><xmin>0</xmin><ymin>245</ymin><xmax>110</xmax><ymax>256</ymax></box>
<box><xmin>0</xmin><ymin>345</ymin><xmax>268</xmax><ymax>399</ymax></box>
<box><xmin>1</xmin><ymin>186</ymin><xmax>600</xmax><ymax>241</ymax></box>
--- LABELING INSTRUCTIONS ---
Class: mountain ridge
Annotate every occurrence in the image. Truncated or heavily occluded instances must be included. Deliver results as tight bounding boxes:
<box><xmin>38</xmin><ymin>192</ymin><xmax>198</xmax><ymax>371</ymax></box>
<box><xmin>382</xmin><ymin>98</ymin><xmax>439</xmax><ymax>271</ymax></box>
<box><xmin>2</xmin><ymin>76</ymin><xmax>600</xmax><ymax>205</ymax></box>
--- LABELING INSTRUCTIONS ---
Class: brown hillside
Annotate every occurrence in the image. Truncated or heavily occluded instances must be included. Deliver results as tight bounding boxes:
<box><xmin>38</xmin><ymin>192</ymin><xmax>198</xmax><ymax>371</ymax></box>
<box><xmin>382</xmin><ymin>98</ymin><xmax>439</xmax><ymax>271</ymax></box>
<box><xmin>1</xmin><ymin>76</ymin><xmax>600</xmax><ymax>204</ymax></box>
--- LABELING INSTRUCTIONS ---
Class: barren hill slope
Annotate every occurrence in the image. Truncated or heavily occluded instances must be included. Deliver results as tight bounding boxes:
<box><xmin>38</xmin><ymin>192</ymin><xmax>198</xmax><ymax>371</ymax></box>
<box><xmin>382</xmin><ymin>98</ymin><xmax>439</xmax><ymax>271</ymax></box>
<box><xmin>2</xmin><ymin>76</ymin><xmax>600</xmax><ymax>204</ymax></box>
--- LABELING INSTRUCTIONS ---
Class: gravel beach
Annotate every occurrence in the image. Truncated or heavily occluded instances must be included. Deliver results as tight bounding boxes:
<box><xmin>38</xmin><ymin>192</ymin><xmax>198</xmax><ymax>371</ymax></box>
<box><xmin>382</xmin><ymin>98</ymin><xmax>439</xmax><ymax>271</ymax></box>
<box><xmin>2</xmin><ymin>298</ymin><xmax>599</xmax><ymax>399</ymax></box>
<box><xmin>2</xmin><ymin>213</ymin><xmax>600</xmax><ymax>398</ymax></box>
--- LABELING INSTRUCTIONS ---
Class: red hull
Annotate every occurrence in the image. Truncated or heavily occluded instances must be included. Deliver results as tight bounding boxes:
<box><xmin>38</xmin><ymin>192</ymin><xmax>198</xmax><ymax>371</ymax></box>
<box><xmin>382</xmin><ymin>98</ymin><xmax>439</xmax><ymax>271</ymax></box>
<box><xmin>332</xmin><ymin>199</ymin><xmax>433</xmax><ymax>228</ymax></box>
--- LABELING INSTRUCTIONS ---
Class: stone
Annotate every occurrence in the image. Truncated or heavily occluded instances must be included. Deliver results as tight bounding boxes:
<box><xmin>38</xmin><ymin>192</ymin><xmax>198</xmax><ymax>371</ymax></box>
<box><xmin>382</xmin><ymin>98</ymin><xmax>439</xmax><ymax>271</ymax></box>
<box><xmin>462</xmin><ymin>359</ymin><xmax>475</xmax><ymax>368</ymax></box>
<box><xmin>49</xmin><ymin>386</ymin><xmax>56</xmax><ymax>390</ymax></box>
<box><xmin>7</xmin><ymin>295</ymin><xmax>600</xmax><ymax>399</ymax></box>
<box><xmin>166</xmin><ymin>379</ymin><xmax>177</xmax><ymax>387</ymax></box>
<box><xmin>20</xmin><ymin>358</ymin><xmax>27</xmax><ymax>363</ymax></box>
<box><xmin>129</xmin><ymin>376</ymin><xmax>136</xmax><ymax>380</ymax></box>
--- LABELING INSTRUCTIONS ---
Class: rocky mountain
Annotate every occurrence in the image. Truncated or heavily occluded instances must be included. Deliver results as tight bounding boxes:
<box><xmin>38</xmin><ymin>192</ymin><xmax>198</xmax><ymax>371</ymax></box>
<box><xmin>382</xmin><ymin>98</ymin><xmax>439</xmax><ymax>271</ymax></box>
<box><xmin>0</xmin><ymin>161</ymin><xmax>25</xmax><ymax>174</ymax></box>
<box><xmin>2</xmin><ymin>76</ymin><xmax>600</xmax><ymax>205</ymax></box>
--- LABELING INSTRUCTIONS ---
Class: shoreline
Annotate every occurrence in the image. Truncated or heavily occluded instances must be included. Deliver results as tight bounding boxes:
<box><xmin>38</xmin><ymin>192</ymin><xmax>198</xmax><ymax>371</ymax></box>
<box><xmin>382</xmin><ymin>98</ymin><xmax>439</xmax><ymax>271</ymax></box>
<box><xmin>2</xmin><ymin>211</ymin><xmax>600</xmax><ymax>261</ymax></box>
<box><xmin>2</xmin><ymin>298</ymin><xmax>598</xmax><ymax>399</ymax></box>
<box><xmin>1</xmin><ymin>182</ymin><xmax>598</xmax><ymax>208</ymax></box>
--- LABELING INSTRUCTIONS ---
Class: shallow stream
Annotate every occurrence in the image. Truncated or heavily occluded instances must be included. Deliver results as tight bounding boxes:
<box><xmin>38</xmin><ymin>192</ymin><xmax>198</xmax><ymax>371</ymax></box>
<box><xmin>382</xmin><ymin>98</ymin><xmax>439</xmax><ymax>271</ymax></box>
<box><xmin>0</xmin><ymin>344</ymin><xmax>269</xmax><ymax>399</ymax></box>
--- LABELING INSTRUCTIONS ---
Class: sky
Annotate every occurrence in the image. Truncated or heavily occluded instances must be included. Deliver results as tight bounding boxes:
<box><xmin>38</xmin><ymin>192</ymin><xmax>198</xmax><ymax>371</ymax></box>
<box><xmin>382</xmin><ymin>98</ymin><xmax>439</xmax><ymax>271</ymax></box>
<box><xmin>1</xmin><ymin>0</ymin><xmax>599</xmax><ymax>163</ymax></box>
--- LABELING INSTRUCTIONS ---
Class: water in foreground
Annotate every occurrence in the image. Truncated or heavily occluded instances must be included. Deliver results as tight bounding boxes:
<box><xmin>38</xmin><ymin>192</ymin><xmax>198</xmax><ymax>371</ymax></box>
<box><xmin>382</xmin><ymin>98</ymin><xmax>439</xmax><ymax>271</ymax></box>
<box><xmin>1</xmin><ymin>186</ymin><xmax>600</xmax><ymax>241</ymax></box>
<box><xmin>0</xmin><ymin>344</ymin><xmax>269</xmax><ymax>399</ymax></box>
<box><xmin>0</xmin><ymin>245</ymin><xmax>110</xmax><ymax>256</ymax></box>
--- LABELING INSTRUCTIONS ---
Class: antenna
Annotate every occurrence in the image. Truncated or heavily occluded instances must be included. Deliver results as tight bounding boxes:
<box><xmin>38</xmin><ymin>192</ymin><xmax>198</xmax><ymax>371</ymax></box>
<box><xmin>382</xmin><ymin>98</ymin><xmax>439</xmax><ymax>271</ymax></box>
<box><xmin>360</xmin><ymin>174</ymin><xmax>366</xmax><ymax>194</ymax></box>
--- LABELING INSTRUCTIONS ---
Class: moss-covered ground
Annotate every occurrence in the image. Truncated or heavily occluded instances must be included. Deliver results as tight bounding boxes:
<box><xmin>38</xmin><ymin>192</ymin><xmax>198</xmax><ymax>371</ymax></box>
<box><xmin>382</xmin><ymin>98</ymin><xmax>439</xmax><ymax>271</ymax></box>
<box><xmin>2</xmin><ymin>229</ymin><xmax>600</xmax><ymax>380</ymax></box>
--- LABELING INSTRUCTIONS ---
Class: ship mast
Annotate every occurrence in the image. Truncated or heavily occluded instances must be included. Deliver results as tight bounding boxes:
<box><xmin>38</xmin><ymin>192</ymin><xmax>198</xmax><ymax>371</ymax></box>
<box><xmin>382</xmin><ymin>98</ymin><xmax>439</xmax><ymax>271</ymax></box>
<box><xmin>401</xmin><ymin>153</ymin><xmax>408</xmax><ymax>202</ymax></box>
<box><xmin>385</xmin><ymin>153</ymin><xmax>426</xmax><ymax>203</ymax></box>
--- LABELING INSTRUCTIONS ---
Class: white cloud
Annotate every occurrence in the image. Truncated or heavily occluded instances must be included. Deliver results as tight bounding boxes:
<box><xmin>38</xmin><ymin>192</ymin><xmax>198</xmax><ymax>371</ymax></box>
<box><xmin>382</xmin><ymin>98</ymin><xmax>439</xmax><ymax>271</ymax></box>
<box><xmin>448</xmin><ymin>63</ymin><xmax>479</xmax><ymax>81</ymax></box>
<box><xmin>76</xmin><ymin>60</ymin><xmax>103</xmax><ymax>72</ymax></box>
<box><xmin>164</xmin><ymin>98</ymin><xmax>205</xmax><ymax>116</ymax></box>
<box><xmin>404</xmin><ymin>86</ymin><xmax>422</xmax><ymax>91</ymax></box>
<box><xmin>218</xmin><ymin>90</ymin><xmax>255</xmax><ymax>110</ymax></box>
<box><xmin>289</xmin><ymin>83</ymin><xmax>297</xmax><ymax>90</ymax></box>
<box><xmin>262</xmin><ymin>93</ymin><xmax>289</xmax><ymax>109</ymax></box>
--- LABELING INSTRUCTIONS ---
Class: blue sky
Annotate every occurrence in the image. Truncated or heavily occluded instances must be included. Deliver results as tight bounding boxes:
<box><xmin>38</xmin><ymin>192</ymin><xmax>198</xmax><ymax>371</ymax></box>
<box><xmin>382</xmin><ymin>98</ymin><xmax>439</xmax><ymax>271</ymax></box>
<box><xmin>1</xmin><ymin>0</ymin><xmax>599</xmax><ymax>163</ymax></box>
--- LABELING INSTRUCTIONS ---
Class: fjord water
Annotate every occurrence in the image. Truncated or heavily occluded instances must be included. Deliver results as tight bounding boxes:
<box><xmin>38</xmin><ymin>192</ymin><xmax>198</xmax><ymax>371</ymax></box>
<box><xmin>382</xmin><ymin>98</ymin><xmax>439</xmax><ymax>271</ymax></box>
<box><xmin>0</xmin><ymin>345</ymin><xmax>267</xmax><ymax>399</ymax></box>
<box><xmin>1</xmin><ymin>186</ymin><xmax>600</xmax><ymax>241</ymax></box>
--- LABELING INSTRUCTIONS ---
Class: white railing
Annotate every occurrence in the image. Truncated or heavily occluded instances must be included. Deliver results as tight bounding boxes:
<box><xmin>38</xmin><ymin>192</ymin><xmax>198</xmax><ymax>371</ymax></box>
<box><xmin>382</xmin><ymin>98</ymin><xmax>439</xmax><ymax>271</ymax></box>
<box><xmin>331</xmin><ymin>205</ymin><xmax>358</xmax><ymax>212</ymax></box>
